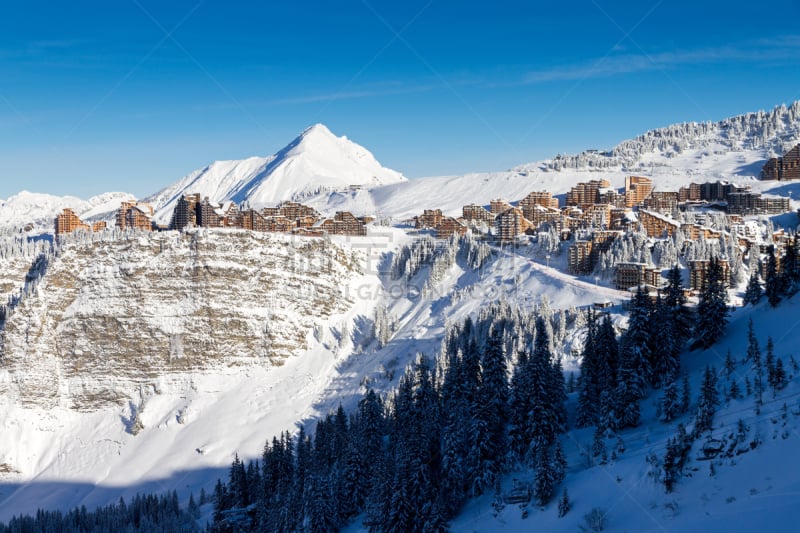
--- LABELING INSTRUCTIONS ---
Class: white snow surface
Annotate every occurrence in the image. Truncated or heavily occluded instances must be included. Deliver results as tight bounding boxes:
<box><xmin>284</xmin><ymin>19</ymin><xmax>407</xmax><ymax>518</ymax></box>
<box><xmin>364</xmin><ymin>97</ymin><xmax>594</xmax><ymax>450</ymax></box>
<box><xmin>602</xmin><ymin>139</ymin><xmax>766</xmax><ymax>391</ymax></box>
<box><xmin>146</xmin><ymin>124</ymin><xmax>407</xmax><ymax>224</ymax></box>
<box><xmin>1</xmin><ymin>102</ymin><xmax>800</xmax><ymax>529</ymax></box>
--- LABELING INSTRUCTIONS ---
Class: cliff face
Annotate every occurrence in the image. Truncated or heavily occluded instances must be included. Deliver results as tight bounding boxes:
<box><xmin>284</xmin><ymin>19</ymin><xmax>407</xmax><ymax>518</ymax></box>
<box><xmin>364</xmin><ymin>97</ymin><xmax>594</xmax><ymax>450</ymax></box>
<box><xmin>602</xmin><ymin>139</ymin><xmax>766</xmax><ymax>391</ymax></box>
<box><xmin>0</xmin><ymin>230</ymin><xmax>361</xmax><ymax>410</ymax></box>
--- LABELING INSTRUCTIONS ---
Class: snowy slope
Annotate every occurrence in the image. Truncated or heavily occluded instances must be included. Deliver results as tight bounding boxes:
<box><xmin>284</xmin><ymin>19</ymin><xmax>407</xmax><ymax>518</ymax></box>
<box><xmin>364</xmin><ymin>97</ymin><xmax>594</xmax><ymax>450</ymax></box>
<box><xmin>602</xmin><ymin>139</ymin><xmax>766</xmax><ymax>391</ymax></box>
<box><xmin>444</xmin><ymin>295</ymin><xmax>800</xmax><ymax>533</ymax></box>
<box><xmin>0</xmin><ymin>228</ymin><xmax>618</xmax><ymax>521</ymax></box>
<box><xmin>1</xmin><ymin>102</ymin><xmax>800</xmax><ymax>528</ymax></box>
<box><xmin>147</xmin><ymin>124</ymin><xmax>406</xmax><ymax>224</ymax></box>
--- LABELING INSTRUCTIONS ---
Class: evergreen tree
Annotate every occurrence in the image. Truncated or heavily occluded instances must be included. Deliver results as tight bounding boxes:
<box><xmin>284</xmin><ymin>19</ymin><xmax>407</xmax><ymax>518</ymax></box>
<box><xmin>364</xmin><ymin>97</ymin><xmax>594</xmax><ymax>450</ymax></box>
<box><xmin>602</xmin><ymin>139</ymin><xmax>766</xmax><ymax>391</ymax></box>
<box><xmin>615</xmin><ymin>336</ymin><xmax>644</xmax><ymax>429</ymax></box>
<box><xmin>510</xmin><ymin>317</ymin><xmax>565</xmax><ymax>463</ymax></box>
<box><xmin>626</xmin><ymin>286</ymin><xmax>652</xmax><ymax>381</ymax></box>
<box><xmin>693</xmin><ymin>257</ymin><xmax>729</xmax><ymax>349</ymax></box>
<box><xmin>743</xmin><ymin>271</ymin><xmax>762</xmax><ymax>306</ymax></box>
<box><xmin>664</xmin><ymin>264</ymin><xmax>693</xmax><ymax>345</ymax></box>
<box><xmin>660</xmin><ymin>379</ymin><xmax>681</xmax><ymax>422</ymax></box>
<box><xmin>598</xmin><ymin>388</ymin><xmax>619</xmax><ymax>434</ymax></box>
<box><xmin>557</xmin><ymin>488</ymin><xmax>570</xmax><ymax>518</ymax></box>
<box><xmin>773</xmin><ymin>358</ymin><xmax>787</xmax><ymax>390</ymax></box>
<box><xmin>783</xmin><ymin>236</ymin><xmax>799</xmax><ymax>294</ymax></box>
<box><xmin>695</xmin><ymin>365</ymin><xmax>719</xmax><ymax>435</ymax></box>
<box><xmin>766</xmin><ymin>337</ymin><xmax>777</xmax><ymax>390</ymax></box>
<box><xmin>729</xmin><ymin>379</ymin><xmax>741</xmax><ymax>400</ymax></box>
<box><xmin>765</xmin><ymin>245</ymin><xmax>782</xmax><ymax>307</ymax></box>
<box><xmin>533</xmin><ymin>445</ymin><xmax>557</xmax><ymax>505</ymax></box>
<box><xmin>680</xmin><ymin>373</ymin><xmax>691</xmax><ymax>414</ymax></box>
<box><xmin>576</xmin><ymin>311</ymin><xmax>600</xmax><ymax>427</ymax></box>
<box><xmin>596</xmin><ymin>314</ymin><xmax>619</xmax><ymax>389</ymax></box>
<box><xmin>747</xmin><ymin>319</ymin><xmax>764</xmax><ymax>406</ymax></box>
<box><xmin>648</xmin><ymin>295</ymin><xmax>679</xmax><ymax>387</ymax></box>
<box><xmin>474</xmin><ymin>326</ymin><xmax>508</xmax><ymax>493</ymax></box>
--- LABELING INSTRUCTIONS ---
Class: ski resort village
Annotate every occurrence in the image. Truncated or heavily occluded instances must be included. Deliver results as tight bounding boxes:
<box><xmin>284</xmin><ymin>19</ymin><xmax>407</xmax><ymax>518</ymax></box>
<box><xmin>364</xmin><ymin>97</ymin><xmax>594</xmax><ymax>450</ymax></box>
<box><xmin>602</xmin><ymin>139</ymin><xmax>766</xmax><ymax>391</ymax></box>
<box><xmin>2</xmin><ymin>102</ymin><xmax>800</xmax><ymax>532</ymax></box>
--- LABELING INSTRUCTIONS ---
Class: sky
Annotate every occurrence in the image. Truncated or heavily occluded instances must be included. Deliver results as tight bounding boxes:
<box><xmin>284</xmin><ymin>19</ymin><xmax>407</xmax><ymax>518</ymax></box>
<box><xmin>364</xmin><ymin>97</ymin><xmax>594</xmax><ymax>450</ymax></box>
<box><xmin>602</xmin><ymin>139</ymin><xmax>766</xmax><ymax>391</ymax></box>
<box><xmin>1</xmin><ymin>0</ymin><xmax>800</xmax><ymax>199</ymax></box>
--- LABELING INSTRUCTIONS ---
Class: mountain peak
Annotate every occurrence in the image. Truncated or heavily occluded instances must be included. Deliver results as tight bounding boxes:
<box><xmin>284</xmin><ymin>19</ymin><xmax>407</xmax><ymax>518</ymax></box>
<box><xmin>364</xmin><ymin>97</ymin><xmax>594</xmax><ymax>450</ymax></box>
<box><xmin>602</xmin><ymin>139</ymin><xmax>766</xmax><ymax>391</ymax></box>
<box><xmin>300</xmin><ymin>123</ymin><xmax>334</xmax><ymax>138</ymax></box>
<box><xmin>147</xmin><ymin>124</ymin><xmax>406</xmax><ymax>223</ymax></box>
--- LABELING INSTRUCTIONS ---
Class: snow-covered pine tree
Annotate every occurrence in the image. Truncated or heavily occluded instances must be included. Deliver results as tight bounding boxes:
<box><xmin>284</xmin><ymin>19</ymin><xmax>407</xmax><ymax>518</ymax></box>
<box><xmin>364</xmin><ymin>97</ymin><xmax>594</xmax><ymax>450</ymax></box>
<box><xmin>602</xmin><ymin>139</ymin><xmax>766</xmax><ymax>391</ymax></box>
<box><xmin>693</xmin><ymin>256</ymin><xmax>729</xmax><ymax>349</ymax></box>
<box><xmin>746</xmin><ymin>318</ymin><xmax>764</xmax><ymax>406</ymax></box>
<box><xmin>695</xmin><ymin>365</ymin><xmax>719</xmax><ymax>436</ymax></box>
<box><xmin>765</xmin><ymin>245</ymin><xmax>782</xmax><ymax>307</ymax></box>
<box><xmin>621</xmin><ymin>286</ymin><xmax>651</xmax><ymax>391</ymax></box>
<box><xmin>743</xmin><ymin>270</ymin><xmax>763</xmax><ymax>306</ymax></box>
<box><xmin>615</xmin><ymin>335</ymin><xmax>645</xmax><ymax>429</ymax></box>
<box><xmin>660</xmin><ymin>379</ymin><xmax>681</xmax><ymax>422</ymax></box>
<box><xmin>576</xmin><ymin>310</ymin><xmax>600</xmax><ymax>427</ymax></box>
<box><xmin>648</xmin><ymin>294</ymin><xmax>678</xmax><ymax>388</ymax></box>
<box><xmin>783</xmin><ymin>235</ymin><xmax>799</xmax><ymax>294</ymax></box>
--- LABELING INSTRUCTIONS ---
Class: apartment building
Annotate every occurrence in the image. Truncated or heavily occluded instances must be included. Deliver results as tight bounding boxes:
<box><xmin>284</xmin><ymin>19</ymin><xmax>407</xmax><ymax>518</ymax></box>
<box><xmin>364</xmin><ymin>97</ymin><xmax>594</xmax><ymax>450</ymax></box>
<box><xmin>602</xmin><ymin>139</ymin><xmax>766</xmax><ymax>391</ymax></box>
<box><xmin>495</xmin><ymin>207</ymin><xmax>531</xmax><ymax>241</ymax></box>
<box><xmin>726</xmin><ymin>192</ymin><xmax>790</xmax><ymax>215</ymax></box>
<box><xmin>518</xmin><ymin>191</ymin><xmax>559</xmax><ymax>211</ymax></box>
<box><xmin>415</xmin><ymin>209</ymin><xmax>443</xmax><ymax>229</ymax></box>
<box><xmin>436</xmin><ymin>217</ymin><xmax>468</xmax><ymax>239</ymax></box>
<box><xmin>762</xmin><ymin>144</ymin><xmax>800</xmax><ymax>180</ymax></box>
<box><xmin>462</xmin><ymin>204</ymin><xmax>495</xmax><ymax>224</ymax></box>
<box><xmin>566</xmin><ymin>179</ymin><xmax>611</xmax><ymax>207</ymax></box>
<box><xmin>688</xmin><ymin>259</ymin><xmax>730</xmax><ymax>291</ymax></box>
<box><xmin>55</xmin><ymin>208</ymin><xmax>89</xmax><ymax>235</ymax></box>
<box><xmin>638</xmin><ymin>209</ymin><xmax>680</xmax><ymax>238</ymax></box>
<box><xmin>624</xmin><ymin>176</ymin><xmax>653</xmax><ymax>207</ymax></box>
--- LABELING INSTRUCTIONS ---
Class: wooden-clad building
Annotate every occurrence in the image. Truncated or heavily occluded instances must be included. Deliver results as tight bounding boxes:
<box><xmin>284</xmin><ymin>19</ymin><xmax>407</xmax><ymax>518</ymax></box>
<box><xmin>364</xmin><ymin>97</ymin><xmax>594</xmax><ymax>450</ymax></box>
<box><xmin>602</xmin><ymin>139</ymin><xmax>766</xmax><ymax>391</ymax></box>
<box><xmin>55</xmin><ymin>208</ymin><xmax>89</xmax><ymax>235</ymax></box>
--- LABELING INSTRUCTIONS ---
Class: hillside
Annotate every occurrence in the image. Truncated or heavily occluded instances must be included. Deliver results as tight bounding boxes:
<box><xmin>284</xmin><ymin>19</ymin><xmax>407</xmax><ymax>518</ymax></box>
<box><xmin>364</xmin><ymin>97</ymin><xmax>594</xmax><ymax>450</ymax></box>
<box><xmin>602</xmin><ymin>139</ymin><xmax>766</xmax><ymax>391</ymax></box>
<box><xmin>448</xmin><ymin>294</ymin><xmax>800</xmax><ymax>533</ymax></box>
<box><xmin>1</xmin><ymin>102</ymin><xmax>800</xmax><ymax>529</ymax></box>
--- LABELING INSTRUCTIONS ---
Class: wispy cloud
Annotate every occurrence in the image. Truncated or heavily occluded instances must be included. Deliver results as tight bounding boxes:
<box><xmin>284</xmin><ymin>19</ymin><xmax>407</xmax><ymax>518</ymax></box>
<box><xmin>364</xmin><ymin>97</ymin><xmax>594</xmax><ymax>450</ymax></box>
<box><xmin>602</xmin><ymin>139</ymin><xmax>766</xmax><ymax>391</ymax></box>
<box><xmin>192</xmin><ymin>81</ymin><xmax>450</xmax><ymax>111</ymax></box>
<box><xmin>519</xmin><ymin>35</ymin><xmax>800</xmax><ymax>84</ymax></box>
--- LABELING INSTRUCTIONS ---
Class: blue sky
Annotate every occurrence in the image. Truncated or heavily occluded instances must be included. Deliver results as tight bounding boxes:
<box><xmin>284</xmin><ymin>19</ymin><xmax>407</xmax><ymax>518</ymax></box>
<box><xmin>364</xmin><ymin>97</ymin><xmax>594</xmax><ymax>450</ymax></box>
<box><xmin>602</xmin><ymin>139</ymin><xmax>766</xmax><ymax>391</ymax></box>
<box><xmin>1</xmin><ymin>0</ymin><xmax>800</xmax><ymax>199</ymax></box>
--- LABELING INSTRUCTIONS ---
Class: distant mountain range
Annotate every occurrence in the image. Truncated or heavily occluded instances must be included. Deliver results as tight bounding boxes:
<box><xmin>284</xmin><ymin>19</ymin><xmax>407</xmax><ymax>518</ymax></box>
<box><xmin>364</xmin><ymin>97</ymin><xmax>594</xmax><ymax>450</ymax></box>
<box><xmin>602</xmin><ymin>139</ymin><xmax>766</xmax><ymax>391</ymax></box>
<box><xmin>2</xmin><ymin>101</ymin><xmax>800</xmax><ymax>232</ymax></box>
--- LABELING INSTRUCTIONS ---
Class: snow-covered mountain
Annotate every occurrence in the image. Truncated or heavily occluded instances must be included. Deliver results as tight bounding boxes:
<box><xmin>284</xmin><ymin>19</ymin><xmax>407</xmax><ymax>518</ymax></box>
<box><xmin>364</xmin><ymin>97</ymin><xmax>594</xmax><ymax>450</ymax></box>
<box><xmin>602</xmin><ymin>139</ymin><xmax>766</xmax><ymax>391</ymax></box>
<box><xmin>146</xmin><ymin>124</ymin><xmax>407</xmax><ymax>224</ymax></box>
<box><xmin>2</xmin><ymin>101</ymin><xmax>800</xmax><ymax>529</ymax></box>
<box><xmin>0</xmin><ymin>191</ymin><xmax>134</xmax><ymax>233</ymax></box>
